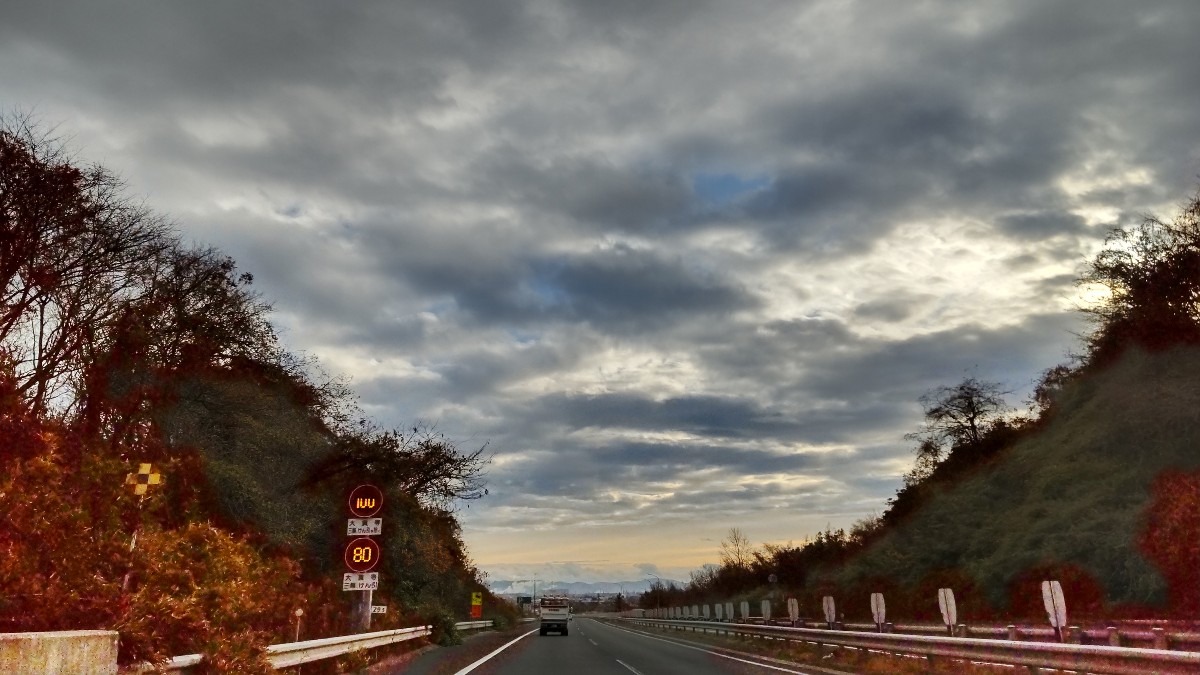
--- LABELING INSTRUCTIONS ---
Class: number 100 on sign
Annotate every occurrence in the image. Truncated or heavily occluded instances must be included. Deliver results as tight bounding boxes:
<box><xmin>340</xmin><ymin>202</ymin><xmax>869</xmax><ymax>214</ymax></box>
<box><xmin>344</xmin><ymin>537</ymin><xmax>381</xmax><ymax>573</ymax></box>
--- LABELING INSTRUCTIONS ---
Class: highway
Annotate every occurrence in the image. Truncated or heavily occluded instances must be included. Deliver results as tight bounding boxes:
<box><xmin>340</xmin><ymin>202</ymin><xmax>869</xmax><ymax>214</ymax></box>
<box><xmin>392</xmin><ymin>618</ymin><xmax>832</xmax><ymax>675</ymax></box>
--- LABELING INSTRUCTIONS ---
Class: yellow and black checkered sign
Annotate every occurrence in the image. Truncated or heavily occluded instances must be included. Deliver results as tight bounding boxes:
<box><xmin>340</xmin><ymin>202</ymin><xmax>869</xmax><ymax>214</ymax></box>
<box><xmin>125</xmin><ymin>463</ymin><xmax>162</xmax><ymax>496</ymax></box>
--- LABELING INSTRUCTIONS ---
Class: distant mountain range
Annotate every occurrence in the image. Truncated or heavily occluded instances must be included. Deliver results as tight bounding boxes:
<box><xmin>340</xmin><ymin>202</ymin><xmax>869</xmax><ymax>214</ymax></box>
<box><xmin>487</xmin><ymin>579</ymin><xmax>680</xmax><ymax>596</ymax></box>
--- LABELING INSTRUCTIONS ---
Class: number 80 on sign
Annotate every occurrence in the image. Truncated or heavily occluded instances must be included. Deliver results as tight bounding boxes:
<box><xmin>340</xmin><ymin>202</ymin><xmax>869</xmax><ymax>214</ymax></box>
<box><xmin>344</xmin><ymin>537</ymin><xmax>381</xmax><ymax>573</ymax></box>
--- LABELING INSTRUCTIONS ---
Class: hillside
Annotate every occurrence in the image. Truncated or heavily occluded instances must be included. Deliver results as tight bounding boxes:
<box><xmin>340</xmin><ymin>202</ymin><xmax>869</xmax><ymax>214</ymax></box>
<box><xmin>838</xmin><ymin>346</ymin><xmax>1200</xmax><ymax>613</ymax></box>
<box><xmin>0</xmin><ymin>120</ymin><xmax>509</xmax><ymax>670</ymax></box>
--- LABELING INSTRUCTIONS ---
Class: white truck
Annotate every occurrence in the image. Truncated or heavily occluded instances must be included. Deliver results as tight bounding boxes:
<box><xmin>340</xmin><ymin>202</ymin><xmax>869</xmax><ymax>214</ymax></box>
<box><xmin>538</xmin><ymin>596</ymin><xmax>571</xmax><ymax>636</ymax></box>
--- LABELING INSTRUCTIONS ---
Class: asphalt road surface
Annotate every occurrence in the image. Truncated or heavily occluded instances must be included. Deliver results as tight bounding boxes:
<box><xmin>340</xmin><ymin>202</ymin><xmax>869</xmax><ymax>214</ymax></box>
<box><xmin>392</xmin><ymin>618</ymin><xmax>835</xmax><ymax>675</ymax></box>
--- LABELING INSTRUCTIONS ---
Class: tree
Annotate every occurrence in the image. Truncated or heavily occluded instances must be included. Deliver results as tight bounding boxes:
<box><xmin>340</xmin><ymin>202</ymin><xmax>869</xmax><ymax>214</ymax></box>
<box><xmin>902</xmin><ymin>438</ymin><xmax>944</xmax><ymax>487</ymax></box>
<box><xmin>0</xmin><ymin>116</ymin><xmax>171</xmax><ymax>415</ymax></box>
<box><xmin>1080</xmin><ymin>190</ymin><xmax>1200</xmax><ymax>362</ymax></box>
<box><xmin>1029</xmin><ymin>363</ymin><xmax>1078</xmax><ymax>416</ymax></box>
<box><xmin>888</xmin><ymin>378</ymin><xmax>1013</xmax><ymax>526</ymax></box>
<box><xmin>719</xmin><ymin>527</ymin><xmax>754</xmax><ymax>570</ymax></box>
<box><xmin>301</xmin><ymin>423</ymin><xmax>489</xmax><ymax>507</ymax></box>
<box><xmin>908</xmin><ymin>377</ymin><xmax>1010</xmax><ymax>451</ymax></box>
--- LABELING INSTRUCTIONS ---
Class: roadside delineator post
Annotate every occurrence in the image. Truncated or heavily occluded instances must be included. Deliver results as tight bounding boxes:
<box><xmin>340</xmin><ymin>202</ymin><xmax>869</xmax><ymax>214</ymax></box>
<box><xmin>1041</xmin><ymin>580</ymin><xmax>1066</xmax><ymax>643</ymax></box>
<box><xmin>938</xmin><ymin>588</ymin><xmax>957</xmax><ymax>637</ymax></box>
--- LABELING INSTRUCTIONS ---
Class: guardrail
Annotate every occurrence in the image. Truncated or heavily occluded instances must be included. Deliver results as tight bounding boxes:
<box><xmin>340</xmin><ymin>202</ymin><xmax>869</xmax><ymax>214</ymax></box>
<box><xmin>131</xmin><ymin>619</ymin><xmax>496</xmax><ymax>672</ymax></box>
<box><xmin>643</xmin><ymin>611</ymin><xmax>1200</xmax><ymax>651</ymax></box>
<box><xmin>622</xmin><ymin>618</ymin><xmax>1200</xmax><ymax>675</ymax></box>
<box><xmin>819</xmin><ymin>620</ymin><xmax>1200</xmax><ymax>651</ymax></box>
<box><xmin>648</xmin><ymin>600</ymin><xmax>1200</xmax><ymax>648</ymax></box>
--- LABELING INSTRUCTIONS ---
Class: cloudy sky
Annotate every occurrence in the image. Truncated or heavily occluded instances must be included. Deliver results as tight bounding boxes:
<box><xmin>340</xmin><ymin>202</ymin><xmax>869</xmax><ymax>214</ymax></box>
<box><xmin>4</xmin><ymin>0</ymin><xmax>1199</xmax><ymax>585</ymax></box>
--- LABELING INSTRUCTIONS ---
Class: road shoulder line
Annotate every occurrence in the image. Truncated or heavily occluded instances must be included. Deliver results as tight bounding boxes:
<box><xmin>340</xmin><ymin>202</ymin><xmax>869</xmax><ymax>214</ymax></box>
<box><xmin>452</xmin><ymin>627</ymin><xmax>539</xmax><ymax>675</ymax></box>
<box><xmin>615</xmin><ymin>658</ymin><xmax>644</xmax><ymax>675</ymax></box>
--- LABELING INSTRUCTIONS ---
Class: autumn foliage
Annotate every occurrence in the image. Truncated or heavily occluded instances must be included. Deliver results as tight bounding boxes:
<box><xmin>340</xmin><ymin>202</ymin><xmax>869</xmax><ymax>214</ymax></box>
<box><xmin>0</xmin><ymin>118</ymin><xmax>501</xmax><ymax>670</ymax></box>
<box><xmin>0</xmin><ymin>369</ymin><xmax>320</xmax><ymax>671</ymax></box>
<box><xmin>1138</xmin><ymin>469</ymin><xmax>1200</xmax><ymax>616</ymax></box>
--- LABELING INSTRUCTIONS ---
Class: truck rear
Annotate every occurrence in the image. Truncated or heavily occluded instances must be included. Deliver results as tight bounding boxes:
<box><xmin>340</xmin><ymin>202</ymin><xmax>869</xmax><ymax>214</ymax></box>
<box><xmin>538</xmin><ymin>596</ymin><xmax>571</xmax><ymax>636</ymax></box>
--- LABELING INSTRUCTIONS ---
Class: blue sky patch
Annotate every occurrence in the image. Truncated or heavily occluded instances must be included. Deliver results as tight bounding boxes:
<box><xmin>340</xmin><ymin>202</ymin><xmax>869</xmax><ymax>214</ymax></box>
<box><xmin>690</xmin><ymin>172</ymin><xmax>771</xmax><ymax>208</ymax></box>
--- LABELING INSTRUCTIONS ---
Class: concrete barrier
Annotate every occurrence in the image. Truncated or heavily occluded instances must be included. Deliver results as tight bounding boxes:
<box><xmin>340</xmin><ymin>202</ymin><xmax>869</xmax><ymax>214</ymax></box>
<box><xmin>0</xmin><ymin>630</ymin><xmax>119</xmax><ymax>674</ymax></box>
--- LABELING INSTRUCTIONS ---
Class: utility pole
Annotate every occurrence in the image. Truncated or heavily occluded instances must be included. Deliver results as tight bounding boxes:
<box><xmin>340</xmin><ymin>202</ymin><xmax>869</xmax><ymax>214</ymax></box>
<box><xmin>645</xmin><ymin>573</ymin><xmax>662</xmax><ymax>613</ymax></box>
<box><xmin>513</xmin><ymin>575</ymin><xmax>539</xmax><ymax>615</ymax></box>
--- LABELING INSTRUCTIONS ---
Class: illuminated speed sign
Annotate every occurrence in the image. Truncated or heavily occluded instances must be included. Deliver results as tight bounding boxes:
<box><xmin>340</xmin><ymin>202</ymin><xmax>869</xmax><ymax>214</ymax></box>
<box><xmin>348</xmin><ymin>484</ymin><xmax>383</xmax><ymax>517</ymax></box>
<box><xmin>344</xmin><ymin>537</ymin><xmax>381</xmax><ymax>573</ymax></box>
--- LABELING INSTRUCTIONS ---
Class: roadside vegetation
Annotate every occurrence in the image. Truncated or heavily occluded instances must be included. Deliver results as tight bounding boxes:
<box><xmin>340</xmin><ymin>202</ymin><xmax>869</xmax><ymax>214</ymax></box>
<box><xmin>0</xmin><ymin>117</ymin><xmax>517</xmax><ymax>673</ymax></box>
<box><xmin>643</xmin><ymin>188</ymin><xmax>1200</xmax><ymax>624</ymax></box>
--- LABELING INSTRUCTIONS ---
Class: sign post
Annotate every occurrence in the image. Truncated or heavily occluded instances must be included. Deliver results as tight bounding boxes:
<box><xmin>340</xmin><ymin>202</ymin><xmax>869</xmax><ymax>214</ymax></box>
<box><xmin>787</xmin><ymin>597</ymin><xmax>799</xmax><ymax>626</ymax></box>
<box><xmin>122</xmin><ymin>463</ymin><xmax>162</xmax><ymax>593</ymax></box>
<box><xmin>344</xmin><ymin>484</ymin><xmax>383</xmax><ymax>632</ymax></box>
<box><xmin>470</xmin><ymin>591</ymin><xmax>483</xmax><ymax>619</ymax></box>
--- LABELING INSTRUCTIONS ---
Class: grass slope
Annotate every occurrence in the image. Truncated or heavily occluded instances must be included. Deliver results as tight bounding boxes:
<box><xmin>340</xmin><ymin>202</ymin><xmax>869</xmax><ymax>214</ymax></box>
<box><xmin>840</xmin><ymin>346</ymin><xmax>1200</xmax><ymax>610</ymax></box>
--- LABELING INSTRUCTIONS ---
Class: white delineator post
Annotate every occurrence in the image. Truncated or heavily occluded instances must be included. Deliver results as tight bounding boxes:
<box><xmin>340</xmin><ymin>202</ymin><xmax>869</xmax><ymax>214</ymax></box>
<box><xmin>937</xmin><ymin>588</ymin><xmax>956</xmax><ymax>636</ymax></box>
<box><xmin>1042</xmin><ymin>580</ymin><xmax>1067</xmax><ymax>643</ymax></box>
<box><xmin>870</xmin><ymin>592</ymin><xmax>886</xmax><ymax>633</ymax></box>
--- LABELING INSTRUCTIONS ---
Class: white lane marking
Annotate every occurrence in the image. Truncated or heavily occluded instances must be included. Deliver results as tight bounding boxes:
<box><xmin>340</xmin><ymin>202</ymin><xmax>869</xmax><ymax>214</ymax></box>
<box><xmin>589</xmin><ymin>638</ymin><xmax>598</xmax><ymax>645</ymax></box>
<box><xmin>603</xmin><ymin>623</ymin><xmax>817</xmax><ymax>674</ymax></box>
<box><xmin>616</xmin><ymin>659</ymin><xmax>644</xmax><ymax>675</ymax></box>
<box><xmin>452</xmin><ymin>628</ymin><xmax>539</xmax><ymax>675</ymax></box>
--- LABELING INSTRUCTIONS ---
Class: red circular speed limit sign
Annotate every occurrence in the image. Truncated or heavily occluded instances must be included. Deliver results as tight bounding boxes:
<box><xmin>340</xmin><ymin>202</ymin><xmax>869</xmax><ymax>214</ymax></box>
<box><xmin>344</xmin><ymin>537</ymin><xmax>381</xmax><ymax>573</ymax></box>
<box><xmin>348</xmin><ymin>484</ymin><xmax>383</xmax><ymax>517</ymax></box>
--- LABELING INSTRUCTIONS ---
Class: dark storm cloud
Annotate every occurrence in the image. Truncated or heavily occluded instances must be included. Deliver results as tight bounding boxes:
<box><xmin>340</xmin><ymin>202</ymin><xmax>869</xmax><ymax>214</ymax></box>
<box><xmin>852</xmin><ymin>295</ymin><xmax>932</xmax><ymax>323</ymax></box>
<box><xmin>475</xmin><ymin>152</ymin><xmax>693</xmax><ymax>233</ymax></box>
<box><xmin>0</xmin><ymin>1</ymin><xmax>543</xmax><ymax>104</ymax></box>
<box><xmin>530</xmin><ymin>392</ymin><xmax>794</xmax><ymax>439</ymax></box>
<box><xmin>353</xmin><ymin>335</ymin><xmax>595</xmax><ymax>407</ymax></box>
<box><xmin>521</xmin><ymin>389</ymin><xmax>905</xmax><ymax>445</ymax></box>
<box><xmin>738</xmin><ymin>79</ymin><xmax>1081</xmax><ymax>253</ymax></box>
<box><xmin>1032</xmin><ymin>273</ymin><xmax>1085</xmax><ymax>301</ymax></box>
<box><xmin>494</xmin><ymin>444</ymin><xmax>817</xmax><ymax>510</ymax></box>
<box><xmin>801</xmin><ymin>312</ymin><xmax>1086</xmax><ymax>402</ymax></box>
<box><xmin>345</xmin><ymin>225</ymin><xmax>755</xmax><ymax>331</ymax></box>
<box><xmin>538</xmin><ymin>244</ymin><xmax>758</xmax><ymax>328</ymax></box>
<box><xmin>995</xmin><ymin>212</ymin><xmax>1089</xmax><ymax>239</ymax></box>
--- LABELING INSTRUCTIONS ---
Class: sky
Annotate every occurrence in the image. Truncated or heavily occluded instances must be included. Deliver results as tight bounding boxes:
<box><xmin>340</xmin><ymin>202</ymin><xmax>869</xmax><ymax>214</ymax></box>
<box><xmin>3</xmin><ymin>0</ymin><xmax>1200</xmax><ymax>586</ymax></box>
